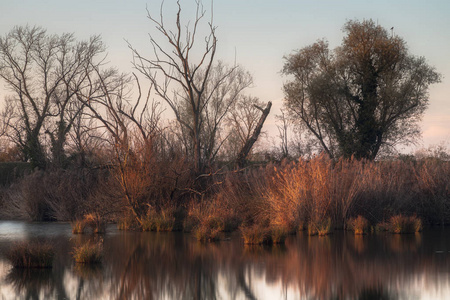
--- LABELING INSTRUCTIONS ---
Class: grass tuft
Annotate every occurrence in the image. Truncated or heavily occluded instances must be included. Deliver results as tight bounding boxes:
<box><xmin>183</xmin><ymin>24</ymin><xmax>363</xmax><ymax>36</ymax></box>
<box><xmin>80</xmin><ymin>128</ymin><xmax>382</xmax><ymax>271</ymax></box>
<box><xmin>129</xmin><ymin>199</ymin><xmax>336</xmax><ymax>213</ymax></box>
<box><xmin>308</xmin><ymin>218</ymin><xmax>333</xmax><ymax>236</ymax></box>
<box><xmin>84</xmin><ymin>213</ymin><xmax>106</xmax><ymax>234</ymax></box>
<box><xmin>117</xmin><ymin>214</ymin><xmax>140</xmax><ymax>231</ymax></box>
<box><xmin>388</xmin><ymin>215</ymin><xmax>422</xmax><ymax>234</ymax></box>
<box><xmin>270</xmin><ymin>226</ymin><xmax>288</xmax><ymax>244</ymax></box>
<box><xmin>6</xmin><ymin>241</ymin><xmax>54</xmax><ymax>268</ymax></box>
<box><xmin>195</xmin><ymin>225</ymin><xmax>222</xmax><ymax>242</ymax></box>
<box><xmin>348</xmin><ymin>215</ymin><xmax>370</xmax><ymax>235</ymax></box>
<box><xmin>241</xmin><ymin>225</ymin><xmax>270</xmax><ymax>245</ymax></box>
<box><xmin>71</xmin><ymin>219</ymin><xmax>88</xmax><ymax>234</ymax></box>
<box><xmin>73</xmin><ymin>241</ymin><xmax>103</xmax><ymax>264</ymax></box>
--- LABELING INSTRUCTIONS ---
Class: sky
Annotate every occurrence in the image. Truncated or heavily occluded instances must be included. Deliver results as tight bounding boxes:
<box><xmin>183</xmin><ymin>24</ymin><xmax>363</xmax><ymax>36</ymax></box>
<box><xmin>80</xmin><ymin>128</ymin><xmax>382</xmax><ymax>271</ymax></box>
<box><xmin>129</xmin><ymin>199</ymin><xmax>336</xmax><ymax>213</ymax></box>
<box><xmin>0</xmin><ymin>0</ymin><xmax>449</xmax><ymax>152</ymax></box>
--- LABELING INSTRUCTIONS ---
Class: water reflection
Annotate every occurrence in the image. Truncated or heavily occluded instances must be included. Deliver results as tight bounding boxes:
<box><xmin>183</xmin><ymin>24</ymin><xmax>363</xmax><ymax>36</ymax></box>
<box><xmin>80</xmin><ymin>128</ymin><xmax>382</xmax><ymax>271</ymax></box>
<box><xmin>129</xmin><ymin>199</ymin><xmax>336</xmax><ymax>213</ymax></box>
<box><xmin>0</xmin><ymin>222</ymin><xmax>449</xmax><ymax>299</ymax></box>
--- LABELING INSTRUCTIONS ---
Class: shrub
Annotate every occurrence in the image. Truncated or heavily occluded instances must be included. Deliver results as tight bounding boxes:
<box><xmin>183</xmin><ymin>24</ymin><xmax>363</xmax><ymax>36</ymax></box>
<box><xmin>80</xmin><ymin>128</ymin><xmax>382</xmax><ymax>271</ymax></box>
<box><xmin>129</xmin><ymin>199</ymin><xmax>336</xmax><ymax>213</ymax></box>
<box><xmin>183</xmin><ymin>215</ymin><xmax>199</xmax><ymax>233</ymax></box>
<box><xmin>117</xmin><ymin>213</ymin><xmax>140</xmax><ymax>231</ymax></box>
<box><xmin>139</xmin><ymin>206</ymin><xmax>175</xmax><ymax>232</ymax></box>
<box><xmin>140</xmin><ymin>216</ymin><xmax>156</xmax><ymax>232</ymax></box>
<box><xmin>194</xmin><ymin>214</ymin><xmax>227</xmax><ymax>242</ymax></box>
<box><xmin>6</xmin><ymin>241</ymin><xmax>54</xmax><ymax>268</ymax></box>
<box><xmin>73</xmin><ymin>241</ymin><xmax>103</xmax><ymax>264</ymax></box>
<box><xmin>154</xmin><ymin>208</ymin><xmax>175</xmax><ymax>232</ymax></box>
<box><xmin>308</xmin><ymin>218</ymin><xmax>333</xmax><ymax>236</ymax></box>
<box><xmin>388</xmin><ymin>215</ymin><xmax>422</xmax><ymax>234</ymax></box>
<box><xmin>241</xmin><ymin>225</ymin><xmax>270</xmax><ymax>245</ymax></box>
<box><xmin>195</xmin><ymin>225</ymin><xmax>222</xmax><ymax>243</ymax></box>
<box><xmin>348</xmin><ymin>215</ymin><xmax>370</xmax><ymax>235</ymax></box>
<box><xmin>184</xmin><ymin>198</ymin><xmax>242</xmax><ymax>234</ymax></box>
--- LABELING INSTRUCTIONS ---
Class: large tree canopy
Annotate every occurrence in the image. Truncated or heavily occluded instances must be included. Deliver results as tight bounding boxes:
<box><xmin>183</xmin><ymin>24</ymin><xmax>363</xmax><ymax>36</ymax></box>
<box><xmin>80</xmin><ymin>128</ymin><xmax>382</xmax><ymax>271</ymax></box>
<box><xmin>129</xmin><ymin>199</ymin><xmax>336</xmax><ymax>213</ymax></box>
<box><xmin>283</xmin><ymin>20</ymin><xmax>440</xmax><ymax>159</ymax></box>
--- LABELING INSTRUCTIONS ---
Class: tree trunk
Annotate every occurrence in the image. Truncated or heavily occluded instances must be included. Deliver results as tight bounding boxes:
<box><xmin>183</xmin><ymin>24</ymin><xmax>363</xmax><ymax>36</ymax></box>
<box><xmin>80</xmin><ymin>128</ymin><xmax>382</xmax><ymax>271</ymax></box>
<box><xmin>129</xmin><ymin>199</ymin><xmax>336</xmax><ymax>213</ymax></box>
<box><xmin>236</xmin><ymin>101</ymin><xmax>272</xmax><ymax>168</ymax></box>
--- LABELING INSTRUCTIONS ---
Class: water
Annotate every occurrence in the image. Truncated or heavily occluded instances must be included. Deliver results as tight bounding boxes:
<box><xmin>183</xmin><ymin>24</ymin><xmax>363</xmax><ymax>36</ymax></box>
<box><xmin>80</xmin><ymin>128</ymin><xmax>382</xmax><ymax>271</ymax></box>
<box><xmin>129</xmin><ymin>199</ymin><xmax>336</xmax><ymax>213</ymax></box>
<box><xmin>0</xmin><ymin>221</ymin><xmax>449</xmax><ymax>300</ymax></box>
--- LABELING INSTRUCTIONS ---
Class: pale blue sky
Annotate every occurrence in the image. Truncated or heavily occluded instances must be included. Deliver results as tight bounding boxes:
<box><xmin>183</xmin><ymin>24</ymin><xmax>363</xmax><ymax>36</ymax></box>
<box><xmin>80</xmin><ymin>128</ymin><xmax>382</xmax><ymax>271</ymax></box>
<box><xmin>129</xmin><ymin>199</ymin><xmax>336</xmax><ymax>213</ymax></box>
<box><xmin>1</xmin><ymin>0</ymin><xmax>449</xmax><ymax>150</ymax></box>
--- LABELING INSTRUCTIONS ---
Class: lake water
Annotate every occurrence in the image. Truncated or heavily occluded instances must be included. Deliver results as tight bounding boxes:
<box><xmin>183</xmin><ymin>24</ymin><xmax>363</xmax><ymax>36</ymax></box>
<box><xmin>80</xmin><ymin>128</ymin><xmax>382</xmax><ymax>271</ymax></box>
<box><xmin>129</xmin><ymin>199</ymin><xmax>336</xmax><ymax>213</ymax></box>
<box><xmin>0</xmin><ymin>221</ymin><xmax>449</xmax><ymax>299</ymax></box>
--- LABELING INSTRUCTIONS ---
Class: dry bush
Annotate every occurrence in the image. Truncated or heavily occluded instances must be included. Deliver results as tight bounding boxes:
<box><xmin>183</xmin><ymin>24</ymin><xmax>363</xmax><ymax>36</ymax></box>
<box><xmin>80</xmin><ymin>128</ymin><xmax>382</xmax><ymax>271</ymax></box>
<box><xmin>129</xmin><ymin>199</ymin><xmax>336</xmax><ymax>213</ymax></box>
<box><xmin>414</xmin><ymin>159</ymin><xmax>450</xmax><ymax>224</ymax></box>
<box><xmin>270</xmin><ymin>226</ymin><xmax>288</xmax><ymax>244</ymax></box>
<box><xmin>348</xmin><ymin>215</ymin><xmax>370</xmax><ymax>235</ymax></box>
<box><xmin>186</xmin><ymin>177</ymin><xmax>257</xmax><ymax>241</ymax></box>
<box><xmin>388</xmin><ymin>215</ymin><xmax>422</xmax><ymax>234</ymax></box>
<box><xmin>204</xmin><ymin>168</ymin><xmax>266</xmax><ymax>228</ymax></box>
<box><xmin>195</xmin><ymin>225</ymin><xmax>222</xmax><ymax>243</ymax></box>
<box><xmin>2</xmin><ymin>171</ymin><xmax>51</xmax><ymax>221</ymax></box>
<box><xmin>108</xmin><ymin>134</ymin><xmax>192</xmax><ymax>225</ymax></box>
<box><xmin>241</xmin><ymin>225</ymin><xmax>270</xmax><ymax>245</ymax></box>
<box><xmin>257</xmin><ymin>155</ymin><xmax>450</xmax><ymax>233</ymax></box>
<box><xmin>261</xmin><ymin>155</ymin><xmax>337</xmax><ymax>231</ymax></box>
<box><xmin>117</xmin><ymin>212</ymin><xmax>140</xmax><ymax>231</ymax></box>
<box><xmin>2</xmin><ymin>168</ymin><xmax>105</xmax><ymax>222</ymax></box>
<box><xmin>139</xmin><ymin>205</ymin><xmax>176</xmax><ymax>232</ymax></box>
<box><xmin>308</xmin><ymin>218</ymin><xmax>333</xmax><ymax>236</ymax></box>
<box><xmin>44</xmin><ymin>168</ymin><xmax>101</xmax><ymax>221</ymax></box>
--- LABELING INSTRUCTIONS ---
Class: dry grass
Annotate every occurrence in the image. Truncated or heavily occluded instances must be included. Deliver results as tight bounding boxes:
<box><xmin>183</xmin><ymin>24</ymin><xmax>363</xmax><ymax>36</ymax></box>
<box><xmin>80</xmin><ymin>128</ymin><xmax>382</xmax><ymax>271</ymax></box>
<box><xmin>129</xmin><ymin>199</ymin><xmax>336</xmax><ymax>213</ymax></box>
<box><xmin>6</xmin><ymin>241</ymin><xmax>54</xmax><ymax>268</ymax></box>
<box><xmin>348</xmin><ymin>216</ymin><xmax>370</xmax><ymax>235</ymax></box>
<box><xmin>308</xmin><ymin>218</ymin><xmax>333</xmax><ymax>236</ymax></box>
<box><xmin>388</xmin><ymin>215</ymin><xmax>422</xmax><ymax>234</ymax></box>
<box><xmin>187</xmin><ymin>197</ymin><xmax>242</xmax><ymax>241</ymax></box>
<box><xmin>195</xmin><ymin>225</ymin><xmax>222</xmax><ymax>243</ymax></box>
<box><xmin>84</xmin><ymin>213</ymin><xmax>106</xmax><ymax>234</ymax></box>
<box><xmin>117</xmin><ymin>213</ymin><xmax>140</xmax><ymax>231</ymax></box>
<box><xmin>257</xmin><ymin>156</ymin><xmax>450</xmax><ymax>234</ymax></box>
<box><xmin>270</xmin><ymin>226</ymin><xmax>288</xmax><ymax>244</ymax></box>
<box><xmin>71</xmin><ymin>219</ymin><xmax>88</xmax><ymax>234</ymax></box>
<box><xmin>139</xmin><ymin>205</ymin><xmax>176</xmax><ymax>232</ymax></box>
<box><xmin>73</xmin><ymin>240</ymin><xmax>103</xmax><ymax>264</ymax></box>
<box><xmin>241</xmin><ymin>225</ymin><xmax>270</xmax><ymax>245</ymax></box>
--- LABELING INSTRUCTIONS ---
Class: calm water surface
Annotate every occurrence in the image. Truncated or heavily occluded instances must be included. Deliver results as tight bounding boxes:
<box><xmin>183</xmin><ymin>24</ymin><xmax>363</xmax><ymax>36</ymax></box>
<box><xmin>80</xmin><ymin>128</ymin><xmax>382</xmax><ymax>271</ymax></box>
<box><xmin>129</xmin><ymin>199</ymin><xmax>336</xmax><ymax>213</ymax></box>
<box><xmin>0</xmin><ymin>221</ymin><xmax>449</xmax><ymax>300</ymax></box>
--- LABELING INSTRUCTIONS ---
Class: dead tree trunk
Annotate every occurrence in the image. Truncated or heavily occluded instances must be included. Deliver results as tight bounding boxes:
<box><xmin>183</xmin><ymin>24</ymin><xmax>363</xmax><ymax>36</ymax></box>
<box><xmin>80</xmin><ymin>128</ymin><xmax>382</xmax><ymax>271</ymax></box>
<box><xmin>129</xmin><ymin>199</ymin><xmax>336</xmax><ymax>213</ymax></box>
<box><xmin>236</xmin><ymin>101</ymin><xmax>272</xmax><ymax>168</ymax></box>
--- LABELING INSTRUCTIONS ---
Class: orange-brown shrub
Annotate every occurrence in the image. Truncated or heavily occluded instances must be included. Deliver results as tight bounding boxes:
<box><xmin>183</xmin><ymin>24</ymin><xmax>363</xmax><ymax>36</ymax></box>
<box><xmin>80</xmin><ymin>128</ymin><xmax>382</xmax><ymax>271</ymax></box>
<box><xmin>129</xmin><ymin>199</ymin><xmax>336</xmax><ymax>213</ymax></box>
<box><xmin>256</xmin><ymin>155</ymin><xmax>450</xmax><ymax>231</ymax></box>
<box><xmin>388</xmin><ymin>215</ymin><xmax>422</xmax><ymax>234</ymax></box>
<box><xmin>348</xmin><ymin>216</ymin><xmax>370</xmax><ymax>235</ymax></box>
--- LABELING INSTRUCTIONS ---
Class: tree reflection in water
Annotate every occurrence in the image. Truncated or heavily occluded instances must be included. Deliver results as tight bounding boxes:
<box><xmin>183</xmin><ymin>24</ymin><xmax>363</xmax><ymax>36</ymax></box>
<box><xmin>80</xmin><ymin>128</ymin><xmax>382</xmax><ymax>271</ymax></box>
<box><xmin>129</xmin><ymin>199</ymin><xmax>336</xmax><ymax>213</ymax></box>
<box><xmin>1</xmin><ymin>225</ymin><xmax>450</xmax><ymax>299</ymax></box>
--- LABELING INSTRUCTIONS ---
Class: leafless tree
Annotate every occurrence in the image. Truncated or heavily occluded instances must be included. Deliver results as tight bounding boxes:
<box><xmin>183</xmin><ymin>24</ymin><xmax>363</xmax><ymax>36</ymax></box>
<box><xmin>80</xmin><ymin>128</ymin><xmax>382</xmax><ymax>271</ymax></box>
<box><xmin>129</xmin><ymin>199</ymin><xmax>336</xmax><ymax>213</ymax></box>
<box><xmin>129</xmin><ymin>1</ymin><xmax>259</xmax><ymax>172</ymax></box>
<box><xmin>0</xmin><ymin>26</ymin><xmax>105</xmax><ymax>168</ymax></box>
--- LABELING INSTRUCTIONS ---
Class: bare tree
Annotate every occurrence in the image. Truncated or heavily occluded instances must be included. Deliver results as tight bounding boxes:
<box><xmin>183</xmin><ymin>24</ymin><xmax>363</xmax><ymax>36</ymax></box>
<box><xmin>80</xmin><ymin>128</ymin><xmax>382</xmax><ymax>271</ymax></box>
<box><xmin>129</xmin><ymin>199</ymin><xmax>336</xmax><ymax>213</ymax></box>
<box><xmin>0</xmin><ymin>26</ymin><xmax>105</xmax><ymax>168</ymax></box>
<box><xmin>129</xmin><ymin>1</ymin><xmax>257</xmax><ymax>173</ymax></box>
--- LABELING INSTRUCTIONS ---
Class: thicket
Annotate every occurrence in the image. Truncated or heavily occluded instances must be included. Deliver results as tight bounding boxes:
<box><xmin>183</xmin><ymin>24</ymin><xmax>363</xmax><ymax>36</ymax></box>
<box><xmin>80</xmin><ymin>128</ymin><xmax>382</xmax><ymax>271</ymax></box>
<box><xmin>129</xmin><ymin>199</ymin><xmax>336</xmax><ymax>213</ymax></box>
<box><xmin>1</xmin><ymin>153</ymin><xmax>448</xmax><ymax>234</ymax></box>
